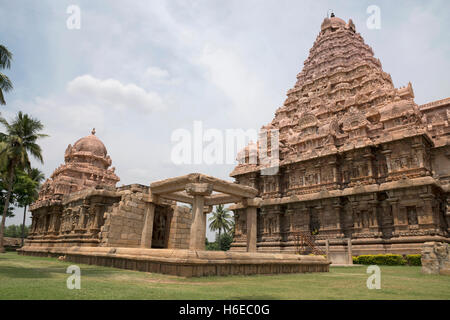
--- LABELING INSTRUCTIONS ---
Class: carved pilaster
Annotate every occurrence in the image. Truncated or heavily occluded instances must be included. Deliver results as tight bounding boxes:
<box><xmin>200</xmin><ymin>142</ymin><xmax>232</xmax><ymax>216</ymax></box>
<box><xmin>332</xmin><ymin>204</ymin><xmax>344</xmax><ymax>238</ymax></box>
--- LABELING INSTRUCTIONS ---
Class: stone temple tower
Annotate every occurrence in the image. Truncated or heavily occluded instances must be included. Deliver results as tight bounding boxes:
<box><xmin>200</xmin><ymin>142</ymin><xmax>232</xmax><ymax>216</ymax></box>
<box><xmin>230</xmin><ymin>15</ymin><xmax>450</xmax><ymax>255</ymax></box>
<box><xmin>31</xmin><ymin>129</ymin><xmax>120</xmax><ymax>209</ymax></box>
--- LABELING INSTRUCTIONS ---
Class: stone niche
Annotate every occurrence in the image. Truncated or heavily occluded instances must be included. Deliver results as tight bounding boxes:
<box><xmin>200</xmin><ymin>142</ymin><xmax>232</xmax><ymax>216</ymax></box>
<box><xmin>421</xmin><ymin>242</ymin><xmax>450</xmax><ymax>275</ymax></box>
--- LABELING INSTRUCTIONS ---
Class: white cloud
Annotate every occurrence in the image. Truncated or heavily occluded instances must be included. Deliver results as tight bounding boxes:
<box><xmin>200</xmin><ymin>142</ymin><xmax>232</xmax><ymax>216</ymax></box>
<box><xmin>145</xmin><ymin>66</ymin><xmax>170</xmax><ymax>79</ymax></box>
<box><xmin>196</xmin><ymin>43</ymin><xmax>274</xmax><ymax>125</ymax></box>
<box><xmin>67</xmin><ymin>74</ymin><xmax>167</xmax><ymax>113</ymax></box>
<box><xmin>143</xmin><ymin>66</ymin><xmax>182</xmax><ymax>86</ymax></box>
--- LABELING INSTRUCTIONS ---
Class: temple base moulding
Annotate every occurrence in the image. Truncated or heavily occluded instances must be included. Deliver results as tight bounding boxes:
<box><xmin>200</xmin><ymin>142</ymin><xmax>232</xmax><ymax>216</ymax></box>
<box><xmin>17</xmin><ymin>246</ymin><xmax>330</xmax><ymax>277</ymax></box>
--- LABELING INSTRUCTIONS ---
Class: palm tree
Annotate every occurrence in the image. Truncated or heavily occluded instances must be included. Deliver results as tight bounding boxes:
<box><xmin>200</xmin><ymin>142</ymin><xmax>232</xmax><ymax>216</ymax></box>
<box><xmin>208</xmin><ymin>204</ymin><xmax>232</xmax><ymax>241</ymax></box>
<box><xmin>0</xmin><ymin>112</ymin><xmax>47</xmax><ymax>253</ymax></box>
<box><xmin>0</xmin><ymin>45</ymin><xmax>13</xmax><ymax>105</ymax></box>
<box><xmin>16</xmin><ymin>168</ymin><xmax>45</xmax><ymax>246</ymax></box>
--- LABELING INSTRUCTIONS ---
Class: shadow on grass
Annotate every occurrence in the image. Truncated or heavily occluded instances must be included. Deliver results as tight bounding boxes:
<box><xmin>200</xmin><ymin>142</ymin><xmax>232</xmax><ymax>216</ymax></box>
<box><xmin>0</xmin><ymin>266</ymin><xmax>55</xmax><ymax>279</ymax></box>
<box><xmin>0</xmin><ymin>256</ymin><xmax>137</xmax><ymax>280</ymax></box>
<box><xmin>229</xmin><ymin>295</ymin><xmax>279</xmax><ymax>300</ymax></box>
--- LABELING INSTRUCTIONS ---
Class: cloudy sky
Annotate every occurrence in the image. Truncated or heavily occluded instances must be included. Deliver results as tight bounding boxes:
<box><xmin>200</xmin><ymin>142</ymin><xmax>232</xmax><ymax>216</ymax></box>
<box><xmin>1</xmin><ymin>0</ymin><xmax>449</xmax><ymax>239</ymax></box>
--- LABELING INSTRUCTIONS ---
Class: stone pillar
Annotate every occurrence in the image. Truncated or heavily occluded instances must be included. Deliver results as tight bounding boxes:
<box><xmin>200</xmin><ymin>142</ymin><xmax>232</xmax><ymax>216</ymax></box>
<box><xmin>93</xmin><ymin>205</ymin><xmax>102</xmax><ymax>231</ymax></box>
<box><xmin>382</xmin><ymin>150</ymin><xmax>392</xmax><ymax>174</ymax></box>
<box><xmin>246</xmin><ymin>205</ymin><xmax>257</xmax><ymax>252</ymax></box>
<box><xmin>186</xmin><ymin>183</ymin><xmax>212</xmax><ymax>251</ymax></box>
<box><xmin>332</xmin><ymin>202</ymin><xmax>344</xmax><ymax>237</ymax></box>
<box><xmin>446</xmin><ymin>195</ymin><xmax>450</xmax><ymax>234</ymax></box>
<box><xmin>368</xmin><ymin>200</ymin><xmax>379</xmax><ymax>228</ymax></box>
<box><xmin>286</xmin><ymin>209</ymin><xmax>295</xmax><ymax>232</ymax></box>
<box><xmin>77</xmin><ymin>206</ymin><xmax>87</xmax><ymax>231</ymax></box>
<box><xmin>300</xmin><ymin>207</ymin><xmax>310</xmax><ymax>233</ymax></box>
<box><xmin>190</xmin><ymin>195</ymin><xmax>206</xmax><ymax>250</ymax></box>
<box><xmin>388</xmin><ymin>198</ymin><xmax>401</xmax><ymax>234</ymax></box>
<box><xmin>77</xmin><ymin>201</ymin><xmax>89</xmax><ymax>231</ymax></box>
<box><xmin>140</xmin><ymin>203</ymin><xmax>155</xmax><ymax>248</ymax></box>
<box><xmin>325</xmin><ymin>239</ymin><xmax>329</xmax><ymax>259</ymax></box>
<box><xmin>421</xmin><ymin>195</ymin><xmax>438</xmax><ymax>230</ymax></box>
<box><xmin>347</xmin><ymin>238</ymin><xmax>353</xmax><ymax>265</ymax></box>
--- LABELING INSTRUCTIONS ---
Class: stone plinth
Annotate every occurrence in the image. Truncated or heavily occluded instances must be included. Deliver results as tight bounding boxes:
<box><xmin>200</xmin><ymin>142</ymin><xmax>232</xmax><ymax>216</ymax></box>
<box><xmin>421</xmin><ymin>242</ymin><xmax>450</xmax><ymax>275</ymax></box>
<box><xmin>18</xmin><ymin>247</ymin><xmax>330</xmax><ymax>277</ymax></box>
<box><xmin>18</xmin><ymin>246</ymin><xmax>330</xmax><ymax>277</ymax></box>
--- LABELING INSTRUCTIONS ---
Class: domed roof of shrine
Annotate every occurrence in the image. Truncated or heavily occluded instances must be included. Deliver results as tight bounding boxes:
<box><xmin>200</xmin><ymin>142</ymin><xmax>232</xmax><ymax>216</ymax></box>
<box><xmin>72</xmin><ymin>128</ymin><xmax>107</xmax><ymax>157</ymax></box>
<box><xmin>321</xmin><ymin>16</ymin><xmax>346</xmax><ymax>31</ymax></box>
<box><xmin>31</xmin><ymin>129</ymin><xmax>120</xmax><ymax>210</ymax></box>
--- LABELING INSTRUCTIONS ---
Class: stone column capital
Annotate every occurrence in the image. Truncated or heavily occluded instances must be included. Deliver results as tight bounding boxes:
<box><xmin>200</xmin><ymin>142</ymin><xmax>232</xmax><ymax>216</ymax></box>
<box><xmin>285</xmin><ymin>209</ymin><xmax>295</xmax><ymax>215</ymax></box>
<box><xmin>203</xmin><ymin>205</ymin><xmax>213</xmax><ymax>214</ymax></box>
<box><xmin>387</xmin><ymin>198</ymin><xmax>399</xmax><ymax>204</ymax></box>
<box><xmin>185</xmin><ymin>183</ymin><xmax>213</xmax><ymax>196</ymax></box>
<box><xmin>242</xmin><ymin>197</ymin><xmax>261</xmax><ymax>208</ymax></box>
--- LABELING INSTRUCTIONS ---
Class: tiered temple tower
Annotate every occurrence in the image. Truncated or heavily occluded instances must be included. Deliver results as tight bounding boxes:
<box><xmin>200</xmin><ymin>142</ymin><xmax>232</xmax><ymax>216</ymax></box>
<box><xmin>28</xmin><ymin>130</ymin><xmax>121</xmax><ymax>246</ymax></box>
<box><xmin>31</xmin><ymin>129</ymin><xmax>120</xmax><ymax>210</ymax></box>
<box><xmin>230</xmin><ymin>15</ymin><xmax>450</xmax><ymax>254</ymax></box>
<box><xmin>26</xmin><ymin>131</ymin><xmax>193</xmax><ymax>250</ymax></box>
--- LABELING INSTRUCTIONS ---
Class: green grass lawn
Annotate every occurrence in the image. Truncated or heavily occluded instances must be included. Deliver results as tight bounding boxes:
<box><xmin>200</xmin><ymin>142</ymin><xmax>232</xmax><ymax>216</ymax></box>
<box><xmin>0</xmin><ymin>252</ymin><xmax>449</xmax><ymax>300</ymax></box>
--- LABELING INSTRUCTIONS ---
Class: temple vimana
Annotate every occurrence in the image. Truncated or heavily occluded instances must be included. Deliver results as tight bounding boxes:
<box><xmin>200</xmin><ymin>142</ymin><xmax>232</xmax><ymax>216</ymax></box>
<box><xmin>25</xmin><ymin>15</ymin><xmax>449</xmax><ymax>260</ymax></box>
<box><xmin>230</xmin><ymin>15</ymin><xmax>449</xmax><ymax>254</ymax></box>
<box><xmin>28</xmin><ymin>129</ymin><xmax>194</xmax><ymax>250</ymax></box>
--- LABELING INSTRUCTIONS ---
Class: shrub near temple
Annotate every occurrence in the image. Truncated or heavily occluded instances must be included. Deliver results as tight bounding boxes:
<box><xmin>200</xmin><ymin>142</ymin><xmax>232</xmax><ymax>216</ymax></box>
<box><xmin>406</xmin><ymin>254</ymin><xmax>422</xmax><ymax>266</ymax></box>
<box><xmin>353</xmin><ymin>254</ymin><xmax>407</xmax><ymax>265</ymax></box>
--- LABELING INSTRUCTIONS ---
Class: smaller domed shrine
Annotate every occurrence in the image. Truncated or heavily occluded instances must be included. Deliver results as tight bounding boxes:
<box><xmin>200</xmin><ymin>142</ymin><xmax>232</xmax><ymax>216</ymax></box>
<box><xmin>31</xmin><ymin>129</ymin><xmax>120</xmax><ymax>210</ymax></box>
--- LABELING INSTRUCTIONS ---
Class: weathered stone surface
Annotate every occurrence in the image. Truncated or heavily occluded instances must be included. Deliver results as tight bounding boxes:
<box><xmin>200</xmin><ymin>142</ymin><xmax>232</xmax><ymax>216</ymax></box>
<box><xmin>421</xmin><ymin>242</ymin><xmax>450</xmax><ymax>275</ymax></box>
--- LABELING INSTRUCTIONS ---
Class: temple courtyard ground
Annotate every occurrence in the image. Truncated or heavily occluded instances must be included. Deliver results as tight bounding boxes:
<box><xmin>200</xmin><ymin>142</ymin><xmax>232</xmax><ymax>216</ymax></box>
<box><xmin>0</xmin><ymin>252</ymin><xmax>449</xmax><ymax>300</ymax></box>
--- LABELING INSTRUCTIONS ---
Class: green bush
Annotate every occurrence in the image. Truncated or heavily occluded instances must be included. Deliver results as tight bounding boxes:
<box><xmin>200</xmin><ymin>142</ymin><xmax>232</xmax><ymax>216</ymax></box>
<box><xmin>3</xmin><ymin>224</ymin><xmax>29</xmax><ymax>238</ymax></box>
<box><xmin>205</xmin><ymin>233</ymin><xmax>233</xmax><ymax>251</ymax></box>
<box><xmin>218</xmin><ymin>233</ymin><xmax>233</xmax><ymax>251</ymax></box>
<box><xmin>205</xmin><ymin>238</ymin><xmax>219</xmax><ymax>251</ymax></box>
<box><xmin>353</xmin><ymin>254</ymin><xmax>406</xmax><ymax>265</ymax></box>
<box><xmin>406</xmin><ymin>254</ymin><xmax>422</xmax><ymax>266</ymax></box>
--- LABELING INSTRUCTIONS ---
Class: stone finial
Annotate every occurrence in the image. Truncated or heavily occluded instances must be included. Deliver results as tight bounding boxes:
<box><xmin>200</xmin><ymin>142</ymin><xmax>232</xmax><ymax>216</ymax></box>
<box><xmin>91</xmin><ymin>128</ymin><xmax>96</xmax><ymax>135</ymax></box>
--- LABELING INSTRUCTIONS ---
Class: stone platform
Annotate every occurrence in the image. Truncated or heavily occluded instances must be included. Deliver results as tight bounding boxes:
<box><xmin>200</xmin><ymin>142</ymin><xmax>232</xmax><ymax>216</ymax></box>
<box><xmin>18</xmin><ymin>246</ymin><xmax>330</xmax><ymax>277</ymax></box>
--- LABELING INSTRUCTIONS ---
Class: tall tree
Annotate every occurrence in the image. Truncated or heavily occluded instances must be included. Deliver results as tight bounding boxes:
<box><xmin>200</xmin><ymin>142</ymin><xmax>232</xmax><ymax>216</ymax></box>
<box><xmin>0</xmin><ymin>112</ymin><xmax>47</xmax><ymax>253</ymax></box>
<box><xmin>14</xmin><ymin>168</ymin><xmax>45</xmax><ymax>246</ymax></box>
<box><xmin>0</xmin><ymin>45</ymin><xmax>13</xmax><ymax>105</ymax></box>
<box><xmin>208</xmin><ymin>204</ymin><xmax>232</xmax><ymax>241</ymax></box>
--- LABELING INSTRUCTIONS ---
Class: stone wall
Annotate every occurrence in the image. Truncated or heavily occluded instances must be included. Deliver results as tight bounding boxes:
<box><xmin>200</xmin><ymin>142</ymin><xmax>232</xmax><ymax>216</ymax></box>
<box><xmin>26</xmin><ymin>187</ymin><xmax>121</xmax><ymax>248</ymax></box>
<box><xmin>167</xmin><ymin>206</ymin><xmax>192</xmax><ymax>249</ymax></box>
<box><xmin>100</xmin><ymin>185</ymin><xmax>149</xmax><ymax>248</ymax></box>
<box><xmin>421</xmin><ymin>242</ymin><xmax>450</xmax><ymax>275</ymax></box>
<box><xmin>26</xmin><ymin>183</ymin><xmax>193</xmax><ymax>250</ymax></box>
<box><xmin>99</xmin><ymin>185</ymin><xmax>192</xmax><ymax>249</ymax></box>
